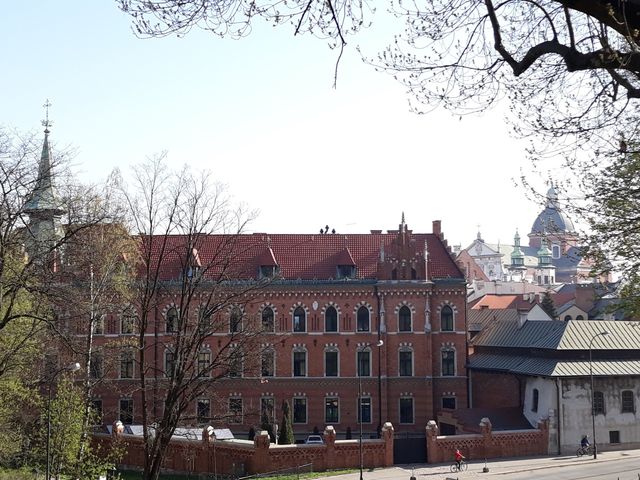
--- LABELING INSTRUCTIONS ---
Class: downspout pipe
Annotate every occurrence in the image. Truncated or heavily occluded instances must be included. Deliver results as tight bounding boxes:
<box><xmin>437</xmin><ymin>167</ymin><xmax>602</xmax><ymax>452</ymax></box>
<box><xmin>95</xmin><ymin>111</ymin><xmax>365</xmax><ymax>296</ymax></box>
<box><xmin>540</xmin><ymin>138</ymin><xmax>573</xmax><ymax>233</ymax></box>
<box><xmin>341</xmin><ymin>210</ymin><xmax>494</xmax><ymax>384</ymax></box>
<box><xmin>556</xmin><ymin>378</ymin><xmax>562</xmax><ymax>455</ymax></box>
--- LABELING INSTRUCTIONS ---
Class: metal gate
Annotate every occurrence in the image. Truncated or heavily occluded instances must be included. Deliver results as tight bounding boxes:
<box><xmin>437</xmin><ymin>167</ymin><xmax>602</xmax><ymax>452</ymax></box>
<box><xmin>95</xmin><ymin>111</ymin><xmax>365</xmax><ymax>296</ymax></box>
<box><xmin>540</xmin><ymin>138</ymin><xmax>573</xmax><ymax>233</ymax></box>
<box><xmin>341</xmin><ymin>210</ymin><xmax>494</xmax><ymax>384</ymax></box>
<box><xmin>393</xmin><ymin>432</ymin><xmax>427</xmax><ymax>464</ymax></box>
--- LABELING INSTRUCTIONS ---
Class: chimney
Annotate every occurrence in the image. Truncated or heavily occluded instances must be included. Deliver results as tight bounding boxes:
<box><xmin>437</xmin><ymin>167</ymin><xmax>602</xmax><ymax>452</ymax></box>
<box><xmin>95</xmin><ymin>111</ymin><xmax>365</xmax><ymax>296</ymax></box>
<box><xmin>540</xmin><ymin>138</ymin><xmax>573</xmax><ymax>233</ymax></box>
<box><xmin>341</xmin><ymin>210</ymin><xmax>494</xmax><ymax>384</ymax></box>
<box><xmin>432</xmin><ymin>220</ymin><xmax>442</xmax><ymax>236</ymax></box>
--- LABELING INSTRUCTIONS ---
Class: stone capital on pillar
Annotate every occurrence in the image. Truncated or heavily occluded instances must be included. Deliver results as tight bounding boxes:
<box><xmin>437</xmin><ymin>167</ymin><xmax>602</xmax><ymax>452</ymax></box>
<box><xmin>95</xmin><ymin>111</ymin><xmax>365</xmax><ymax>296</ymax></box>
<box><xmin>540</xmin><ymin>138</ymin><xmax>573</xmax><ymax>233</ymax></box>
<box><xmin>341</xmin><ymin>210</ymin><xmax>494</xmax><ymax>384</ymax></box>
<box><xmin>323</xmin><ymin>425</ymin><xmax>336</xmax><ymax>446</ymax></box>
<box><xmin>113</xmin><ymin>420</ymin><xmax>124</xmax><ymax>438</ymax></box>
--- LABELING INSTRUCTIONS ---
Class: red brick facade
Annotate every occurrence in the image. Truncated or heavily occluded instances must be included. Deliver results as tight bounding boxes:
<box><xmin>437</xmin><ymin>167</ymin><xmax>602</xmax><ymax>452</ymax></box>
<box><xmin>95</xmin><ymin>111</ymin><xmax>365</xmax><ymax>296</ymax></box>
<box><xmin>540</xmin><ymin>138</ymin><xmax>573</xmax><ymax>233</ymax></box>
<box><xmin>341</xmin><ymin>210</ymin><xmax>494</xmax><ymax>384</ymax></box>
<box><xmin>97</xmin><ymin>423</ymin><xmax>395</xmax><ymax>476</ymax></box>
<box><xmin>86</xmin><ymin>219</ymin><xmax>468</xmax><ymax>438</ymax></box>
<box><xmin>470</xmin><ymin>371</ymin><xmax>523</xmax><ymax>409</ymax></box>
<box><xmin>426</xmin><ymin>417</ymin><xmax>549</xmax><ymax>463</ymax></box>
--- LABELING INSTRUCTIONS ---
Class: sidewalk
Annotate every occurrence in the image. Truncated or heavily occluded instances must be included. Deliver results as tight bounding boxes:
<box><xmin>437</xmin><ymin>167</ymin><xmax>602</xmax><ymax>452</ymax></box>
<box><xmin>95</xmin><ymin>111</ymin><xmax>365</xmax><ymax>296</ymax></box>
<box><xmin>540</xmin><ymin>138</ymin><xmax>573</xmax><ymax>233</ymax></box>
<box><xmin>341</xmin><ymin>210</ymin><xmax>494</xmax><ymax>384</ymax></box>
<box><xmin>323</xmin><ymin>448</ymin><xmax>640</xmax><ymax>480</ymax></box>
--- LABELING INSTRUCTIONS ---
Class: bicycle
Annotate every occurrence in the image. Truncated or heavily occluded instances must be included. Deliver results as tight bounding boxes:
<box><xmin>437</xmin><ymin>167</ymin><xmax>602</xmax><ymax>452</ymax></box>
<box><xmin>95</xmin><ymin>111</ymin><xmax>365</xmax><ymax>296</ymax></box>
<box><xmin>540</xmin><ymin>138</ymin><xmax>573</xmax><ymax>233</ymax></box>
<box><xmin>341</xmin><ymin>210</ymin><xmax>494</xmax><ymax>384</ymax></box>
<box><xmin>576</xmin><ymin>445</ymin><xmax>594</xmax><ymax>456</ymax></box>
<box><xmin>450</xmin><ymin>460</ymin><xmax>468</xmax><ymax>472</ymax></box>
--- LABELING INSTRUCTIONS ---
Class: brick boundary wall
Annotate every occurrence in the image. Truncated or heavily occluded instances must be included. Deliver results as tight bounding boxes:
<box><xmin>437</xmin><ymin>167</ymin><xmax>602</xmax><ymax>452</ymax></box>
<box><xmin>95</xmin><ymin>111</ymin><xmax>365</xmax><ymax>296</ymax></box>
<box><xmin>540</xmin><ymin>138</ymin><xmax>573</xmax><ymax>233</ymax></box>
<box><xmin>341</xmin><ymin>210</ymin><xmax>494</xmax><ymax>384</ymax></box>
<box><xmin>95</xmin><ymin>422</ymin><xmax>394</xmax><ymax>476</ymax></box>
<box><xmin>426</xmin><ymin>417</ymin><xmax>549</xmax><ymax>464</ymax></box>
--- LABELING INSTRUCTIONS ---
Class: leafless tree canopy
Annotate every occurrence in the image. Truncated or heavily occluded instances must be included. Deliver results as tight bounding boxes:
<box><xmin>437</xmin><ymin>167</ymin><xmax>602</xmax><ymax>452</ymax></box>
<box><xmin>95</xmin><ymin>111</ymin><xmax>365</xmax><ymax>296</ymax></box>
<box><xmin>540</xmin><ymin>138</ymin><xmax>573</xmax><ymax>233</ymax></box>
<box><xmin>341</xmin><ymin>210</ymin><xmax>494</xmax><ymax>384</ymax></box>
<box><xmin>375</xmin><ymin>1</ymin><xmax>640</xmax><ymax>150</ymax></box>
<box><xmin>117</xmin><ymin>0</ymin><xmax>373</xmax><ymax>45</ymax></box>
<box><xmin>117</xmin><ymin>0</ymin><xmax>640</xmax><ymax>152</ymax></box>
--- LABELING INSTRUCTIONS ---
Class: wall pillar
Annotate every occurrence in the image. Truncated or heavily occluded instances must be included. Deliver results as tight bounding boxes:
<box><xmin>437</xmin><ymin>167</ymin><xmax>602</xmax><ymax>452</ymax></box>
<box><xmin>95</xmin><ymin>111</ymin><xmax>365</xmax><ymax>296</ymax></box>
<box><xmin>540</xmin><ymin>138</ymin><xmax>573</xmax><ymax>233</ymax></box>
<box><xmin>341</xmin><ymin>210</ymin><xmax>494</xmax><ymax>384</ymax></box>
<box><xmin>426</xmin><ymin>420</ymin><xmax>439</xmax><ymax>463</ymax></box>
<box><xmin>324</xmin><ymin>426</ymin><xmax>337</xmax><ymax>469</ymax></box>
<box><xmin>251</xmin><ymin>430</ymin><xmax>271</xmax><ymax>474</ymax></box>
<box><xmin>480</xmin><ymin>417</ymin><xmax>492</xmax><ymax>458</ymax></box>
<box><xmin>382</xmin><ymin>422</ymin><xmax>394</xmax><ymax>466</ymax></box>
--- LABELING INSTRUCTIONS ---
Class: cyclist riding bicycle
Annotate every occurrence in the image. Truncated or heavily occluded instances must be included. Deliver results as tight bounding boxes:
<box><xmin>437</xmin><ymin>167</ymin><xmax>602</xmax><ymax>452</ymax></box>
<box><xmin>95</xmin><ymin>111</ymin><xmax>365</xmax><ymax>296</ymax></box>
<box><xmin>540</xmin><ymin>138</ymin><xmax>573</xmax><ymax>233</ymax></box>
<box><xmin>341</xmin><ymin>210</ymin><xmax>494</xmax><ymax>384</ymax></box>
<box><xmin>455</xmin><ymin>448</ymin><xmax>465</xmax><ymax>470</ymax></box>
<box><xmin>581</xmin><ymin>435</ymin><xmax>590</xmax><ymax>449</ymax></box>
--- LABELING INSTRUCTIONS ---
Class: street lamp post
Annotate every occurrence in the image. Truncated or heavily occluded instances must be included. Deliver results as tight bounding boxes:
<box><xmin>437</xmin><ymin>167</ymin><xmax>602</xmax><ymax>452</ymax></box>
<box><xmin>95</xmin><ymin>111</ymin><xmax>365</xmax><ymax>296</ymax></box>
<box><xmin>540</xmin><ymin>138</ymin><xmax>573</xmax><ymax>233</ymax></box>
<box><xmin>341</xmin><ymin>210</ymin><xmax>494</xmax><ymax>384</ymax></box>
<box><xmin>588</xmin><ymin>331</ymin><xmax>609</xmax><ymax>460</ymax></box>
<box><xmin>46</xmin><ymin>362</ymin><xmax>80</xmax><ymax>480</ymax></box>
<box><xmin>358</xmin><ymin>340</ymin><xmax>383</xmax><ymax>480</ymax></box>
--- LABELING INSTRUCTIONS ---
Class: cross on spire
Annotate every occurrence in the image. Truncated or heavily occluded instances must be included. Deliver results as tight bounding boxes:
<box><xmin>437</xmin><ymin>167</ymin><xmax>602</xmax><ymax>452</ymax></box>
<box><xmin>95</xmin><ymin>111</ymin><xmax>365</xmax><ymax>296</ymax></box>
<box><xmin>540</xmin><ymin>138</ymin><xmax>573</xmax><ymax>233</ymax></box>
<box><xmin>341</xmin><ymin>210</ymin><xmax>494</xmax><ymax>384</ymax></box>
<box><xmin>42</xmin><ymin>99</ymin><xmax>53</xmax><ymax>132</ymax></box>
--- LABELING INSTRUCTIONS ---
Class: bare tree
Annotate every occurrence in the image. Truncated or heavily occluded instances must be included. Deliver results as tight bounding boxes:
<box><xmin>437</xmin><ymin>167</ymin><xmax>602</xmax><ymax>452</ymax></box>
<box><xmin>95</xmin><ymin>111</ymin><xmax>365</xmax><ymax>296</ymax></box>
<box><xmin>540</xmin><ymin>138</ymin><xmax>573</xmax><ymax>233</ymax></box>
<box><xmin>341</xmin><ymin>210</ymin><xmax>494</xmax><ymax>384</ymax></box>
<box><xmin>0</xmin><ymin>126</ymin><xmax>127</xmax><ymax>474</ymax></box>
<box><xmin>116</xmin><ymin>0</ymin><xmax>374</xmax><ymax>85</ymax></box>
<box><xmin>116</xmin><ymin>0</ymin><xmax>640</xmax><ymax>153</ymax></box>
<box><xmin>118</xmin><ymin>156</ymin><xmax>268</xmax><ymax>480</ymax></box>
<box><xmin>374</xmin><ymin>0</ymin><xmax>640</xmax><ymax>155</ymax></box>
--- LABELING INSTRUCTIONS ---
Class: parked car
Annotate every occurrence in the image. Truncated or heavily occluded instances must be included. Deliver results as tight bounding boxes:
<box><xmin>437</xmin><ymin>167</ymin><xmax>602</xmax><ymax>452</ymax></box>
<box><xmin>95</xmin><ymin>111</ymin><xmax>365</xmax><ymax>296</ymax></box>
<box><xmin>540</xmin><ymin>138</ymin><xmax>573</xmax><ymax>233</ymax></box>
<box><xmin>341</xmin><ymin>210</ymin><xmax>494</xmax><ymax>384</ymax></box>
<box><xmin>305</xmin><ymin>435</ymin><xmax>324</xmax><ymax>444</ymax></box>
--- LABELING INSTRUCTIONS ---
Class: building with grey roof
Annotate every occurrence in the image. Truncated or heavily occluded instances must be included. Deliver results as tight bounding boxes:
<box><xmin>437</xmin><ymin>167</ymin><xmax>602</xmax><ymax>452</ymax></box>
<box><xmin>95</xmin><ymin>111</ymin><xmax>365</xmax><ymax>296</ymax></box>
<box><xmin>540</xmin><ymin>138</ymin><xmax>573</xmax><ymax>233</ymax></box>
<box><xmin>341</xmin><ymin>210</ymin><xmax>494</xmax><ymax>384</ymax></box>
<box><xmin>468</xmin><ymin>319</ymin><xmax>640</xmax><ymax>454</ymax></box>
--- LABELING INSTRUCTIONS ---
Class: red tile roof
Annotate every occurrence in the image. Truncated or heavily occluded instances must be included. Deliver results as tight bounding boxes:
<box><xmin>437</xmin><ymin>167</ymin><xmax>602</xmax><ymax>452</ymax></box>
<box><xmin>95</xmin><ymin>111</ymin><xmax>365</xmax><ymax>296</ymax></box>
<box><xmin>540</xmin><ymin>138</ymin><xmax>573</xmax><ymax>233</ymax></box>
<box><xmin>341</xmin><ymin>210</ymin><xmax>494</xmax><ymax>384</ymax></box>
<box><xmin>143</xmin><ymin>232</ymin><xmax>462</xmax><ymax>281</ymax></box>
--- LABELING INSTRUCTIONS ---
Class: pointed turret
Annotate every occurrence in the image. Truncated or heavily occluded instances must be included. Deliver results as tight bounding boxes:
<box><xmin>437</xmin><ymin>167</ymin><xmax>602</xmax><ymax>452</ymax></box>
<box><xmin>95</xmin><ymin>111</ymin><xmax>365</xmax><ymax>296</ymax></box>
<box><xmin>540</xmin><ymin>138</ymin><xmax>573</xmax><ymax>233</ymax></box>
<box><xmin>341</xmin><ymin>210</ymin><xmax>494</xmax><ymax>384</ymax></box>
<box><xmin>537</xmin><ymin>238</ymin><xmax>553</xmax><ymax>266</ymax></box>
<box><xmin>25</xmin><ymin>127</ymin><xmax>63</xmax><ymax>214</ymax></box>
<box><xmin>535</xmin><ymin>238</ymin><xmax>556</xmax><ymax>286</ymax></box>
<box><xmin>24</xmin><ymin>102</ymin><xmax>64</xmax><ymax>262</ymax></box>
<box><xmin>510</xmin><ymin>230</ymin><xmax>525</xmax><ymax>267</ymax></box>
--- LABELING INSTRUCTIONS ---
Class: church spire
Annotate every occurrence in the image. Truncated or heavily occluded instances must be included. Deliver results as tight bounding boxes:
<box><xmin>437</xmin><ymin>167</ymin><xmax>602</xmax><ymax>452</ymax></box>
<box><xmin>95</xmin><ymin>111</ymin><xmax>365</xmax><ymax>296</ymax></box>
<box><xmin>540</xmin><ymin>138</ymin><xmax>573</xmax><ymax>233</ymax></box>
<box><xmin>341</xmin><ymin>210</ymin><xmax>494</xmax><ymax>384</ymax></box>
<box><xmin>25</xmin><ymin>100</ymin><xmax>62</xmax><ymax>214</ymax></box>
<box><xmin>24</xmin><ymin>101</ymin><xmax>64</xmax><ymax>262</ymax></box>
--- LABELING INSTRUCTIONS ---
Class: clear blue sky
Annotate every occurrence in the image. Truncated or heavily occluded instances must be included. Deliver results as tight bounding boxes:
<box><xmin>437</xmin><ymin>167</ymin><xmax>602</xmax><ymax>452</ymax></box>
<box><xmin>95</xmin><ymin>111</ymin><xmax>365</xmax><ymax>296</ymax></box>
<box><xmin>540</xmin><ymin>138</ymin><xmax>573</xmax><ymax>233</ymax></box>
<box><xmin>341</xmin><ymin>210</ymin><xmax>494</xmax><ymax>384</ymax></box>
<box><xmin>1</xmin><ymin>1</ymin><xmax>557</xmax><ymax>248</ymax></box>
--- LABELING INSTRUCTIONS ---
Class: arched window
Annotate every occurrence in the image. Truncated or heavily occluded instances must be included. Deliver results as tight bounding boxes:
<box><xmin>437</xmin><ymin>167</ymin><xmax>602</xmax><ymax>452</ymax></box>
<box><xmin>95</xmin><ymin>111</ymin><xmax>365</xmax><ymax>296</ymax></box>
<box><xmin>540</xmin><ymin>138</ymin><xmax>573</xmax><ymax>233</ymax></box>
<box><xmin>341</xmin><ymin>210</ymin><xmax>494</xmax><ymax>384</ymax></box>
<box><xmin>166</xmin><ymin>307</ymin><xmax>179</xmax><ymax>333</ymax></box>
<box><xmin>399</xmin><ymin>306</ymin><xmax>412</xmax><ymax>332</ymax></box>
<box><xmin>262</xmin><ymin>307</ymin><xmax>275</xmax><ymax>333</ymax></box>
<box><xmin>293</xmin><ymin>307</ymin><xmax>306</xmax><ymax>332</ymax></box>
<box><xmin>532</xmin><ymin>388</ymin><xmax>539</xmax><ymax>412</ymax></box>
<box><xmin>325</xmin><ymin>306</ymin><xmax>338</xmax><ymax>332</ymax></box>
<box><xmin>357</xmin><ymin>306</ymin><xmax>370</xmax><ymax>332</ymax></box>
<box><xmin>441</xmin><ymin>305</ymin><xmax>454</xmax><ymax>331</ymax></box>
<box><xmin>576</xmin><ymin>315</ymin><xmax>584</xmax><ymax>320</ymax></box>
<box><xmin>230</xmin><ymin>306</ymin><xmax>242</xmax><ymax>333</ymax></box>
<box><xmin>564</xmin><ymin>315</ymin><xmax>572</xmax><ymax>321</ymax></box>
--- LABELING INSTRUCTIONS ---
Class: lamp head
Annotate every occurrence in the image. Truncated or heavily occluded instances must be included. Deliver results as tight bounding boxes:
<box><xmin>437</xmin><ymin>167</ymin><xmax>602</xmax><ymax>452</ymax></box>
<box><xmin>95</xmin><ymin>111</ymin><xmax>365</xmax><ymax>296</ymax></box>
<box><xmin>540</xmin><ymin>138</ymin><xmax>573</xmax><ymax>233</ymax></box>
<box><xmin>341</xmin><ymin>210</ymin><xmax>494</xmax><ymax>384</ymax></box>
<box><xmin>68</xmin><ymin>362</ymin><xmax>81</xmax><ymax>372</ymax></box>
<box><xmin>376</xmin><ymin>340</ymin><xmax>384</xmax><ymax>347</ymax></box>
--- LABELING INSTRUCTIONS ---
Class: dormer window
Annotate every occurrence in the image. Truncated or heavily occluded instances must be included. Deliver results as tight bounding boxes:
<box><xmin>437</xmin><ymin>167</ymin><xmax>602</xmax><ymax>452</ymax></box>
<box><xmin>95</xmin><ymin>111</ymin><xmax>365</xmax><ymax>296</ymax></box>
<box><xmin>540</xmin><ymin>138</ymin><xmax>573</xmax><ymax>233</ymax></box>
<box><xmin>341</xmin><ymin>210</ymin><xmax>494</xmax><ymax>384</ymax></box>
<box><xmin>260</xmin><ymin>265</ymin><xmax>278</xmax><ymax>278</ymax></box>
<box><xmin>337</xmin><ymin>265</ymin><xmax>356</xmax><ymax>279</ymax></box>
<box><xmin>257</xmin><ymin>246</ymin><xmax>279</xmax><ymax>279</ymax></box>
<box><xmin>187</xmin><ymin>248</ymin><xmax>202</xmax><ymax>279</ymax></box>
<box><xmin>186</xmin><ymin>265</ymin><xmax>200</xmax><ymax>279</ymax></box>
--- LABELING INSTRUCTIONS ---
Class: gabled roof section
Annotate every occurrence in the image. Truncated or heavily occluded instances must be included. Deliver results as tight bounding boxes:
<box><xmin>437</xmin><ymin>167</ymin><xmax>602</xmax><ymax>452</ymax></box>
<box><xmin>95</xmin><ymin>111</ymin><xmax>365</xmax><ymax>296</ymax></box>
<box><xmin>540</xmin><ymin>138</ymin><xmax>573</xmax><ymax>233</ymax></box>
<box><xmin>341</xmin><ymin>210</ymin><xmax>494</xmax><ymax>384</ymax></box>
<box><xmin>472</xmin><ymin>295</ymin><xmax>520</xmax><ymax>310</ymax></box>
<box><xmin>466</xmin><ymin>238</ymin><xmax>503</xmax><ymax>257</ymax></box>
<box><xmin>189</xmin><ymin>248</ymin><xmax>202</xmax><ymax>267</ymax></box>
<box><xmin>335</xmin><ymin>247</ymin><xmax>356</xmax><ymax>266</ymax></box>
<box><xmin>257</xmin><ymin>246</ymin><xmax>278</xmax><ymax>266</ymax></box>
<box><xmin>467</xmin><ymin>308</ymin><xmax>520</xmax><ymax>332</ymax></box>
<box><xmin>472</xmin><ymin>319</ymin><xmax>640</xmax><ymax>351</ymax></box>
<box><xmin>469</xmin><ymin>353</ymin><xmax>640</xmax><ymax>377</ymax></box>
<box><xmin>144</xmin><ymin>230</ymin><xmax>463</xmax><ymax>282</ymax></box>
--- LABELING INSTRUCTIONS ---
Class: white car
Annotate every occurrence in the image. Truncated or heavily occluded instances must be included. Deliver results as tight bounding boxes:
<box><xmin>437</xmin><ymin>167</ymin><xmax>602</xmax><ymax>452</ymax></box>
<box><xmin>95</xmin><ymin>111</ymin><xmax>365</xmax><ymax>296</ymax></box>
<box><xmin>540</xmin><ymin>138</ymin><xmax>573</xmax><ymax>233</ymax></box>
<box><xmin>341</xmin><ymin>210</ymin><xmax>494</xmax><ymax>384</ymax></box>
<box><xmin>305</xmin><ymin>435</ymin><xmax>324</xmax><ymax>444</ymax></box>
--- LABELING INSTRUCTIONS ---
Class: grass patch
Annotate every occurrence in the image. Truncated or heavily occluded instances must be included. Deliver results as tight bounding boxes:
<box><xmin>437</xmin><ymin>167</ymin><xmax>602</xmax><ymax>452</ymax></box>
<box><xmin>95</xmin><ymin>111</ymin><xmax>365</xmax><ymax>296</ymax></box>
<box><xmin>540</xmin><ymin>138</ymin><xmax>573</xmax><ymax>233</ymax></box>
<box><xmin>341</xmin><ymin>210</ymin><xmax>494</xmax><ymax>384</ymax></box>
<box><xmin>116</xmin><ymin>468</ymin><xmax>356</xmax><ymax>480</ymax></box>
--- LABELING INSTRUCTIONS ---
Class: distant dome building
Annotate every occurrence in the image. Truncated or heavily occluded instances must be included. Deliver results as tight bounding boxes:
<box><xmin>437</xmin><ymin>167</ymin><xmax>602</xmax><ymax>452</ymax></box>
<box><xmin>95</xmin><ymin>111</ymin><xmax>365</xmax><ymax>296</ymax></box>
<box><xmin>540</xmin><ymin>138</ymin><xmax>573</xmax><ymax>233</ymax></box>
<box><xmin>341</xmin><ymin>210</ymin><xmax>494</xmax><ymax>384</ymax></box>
<box><xmin>528</xmin><ymin>186</ymin><xmax>579</xmax><ymax>255</ymax></box>
<box><xmin>462</xmin><ymin>184</ymin><xmax>601</xmax><ymax>285</ymax></box>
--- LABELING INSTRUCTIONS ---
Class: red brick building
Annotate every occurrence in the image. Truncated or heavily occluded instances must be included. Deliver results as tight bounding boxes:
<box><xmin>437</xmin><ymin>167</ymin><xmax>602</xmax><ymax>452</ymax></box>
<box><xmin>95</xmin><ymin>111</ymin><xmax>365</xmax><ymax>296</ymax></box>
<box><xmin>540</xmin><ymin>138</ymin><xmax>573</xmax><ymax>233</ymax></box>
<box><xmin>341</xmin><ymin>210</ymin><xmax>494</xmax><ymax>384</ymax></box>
<box><xmin>84</xmin><ymin>217</ymin><xmax>467</xmax><ymax>440</ymax></box>
<box><xmin>24</xmin><ymin>126</ymin><xmax>467</xmax><ymax>441</ymax></box>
